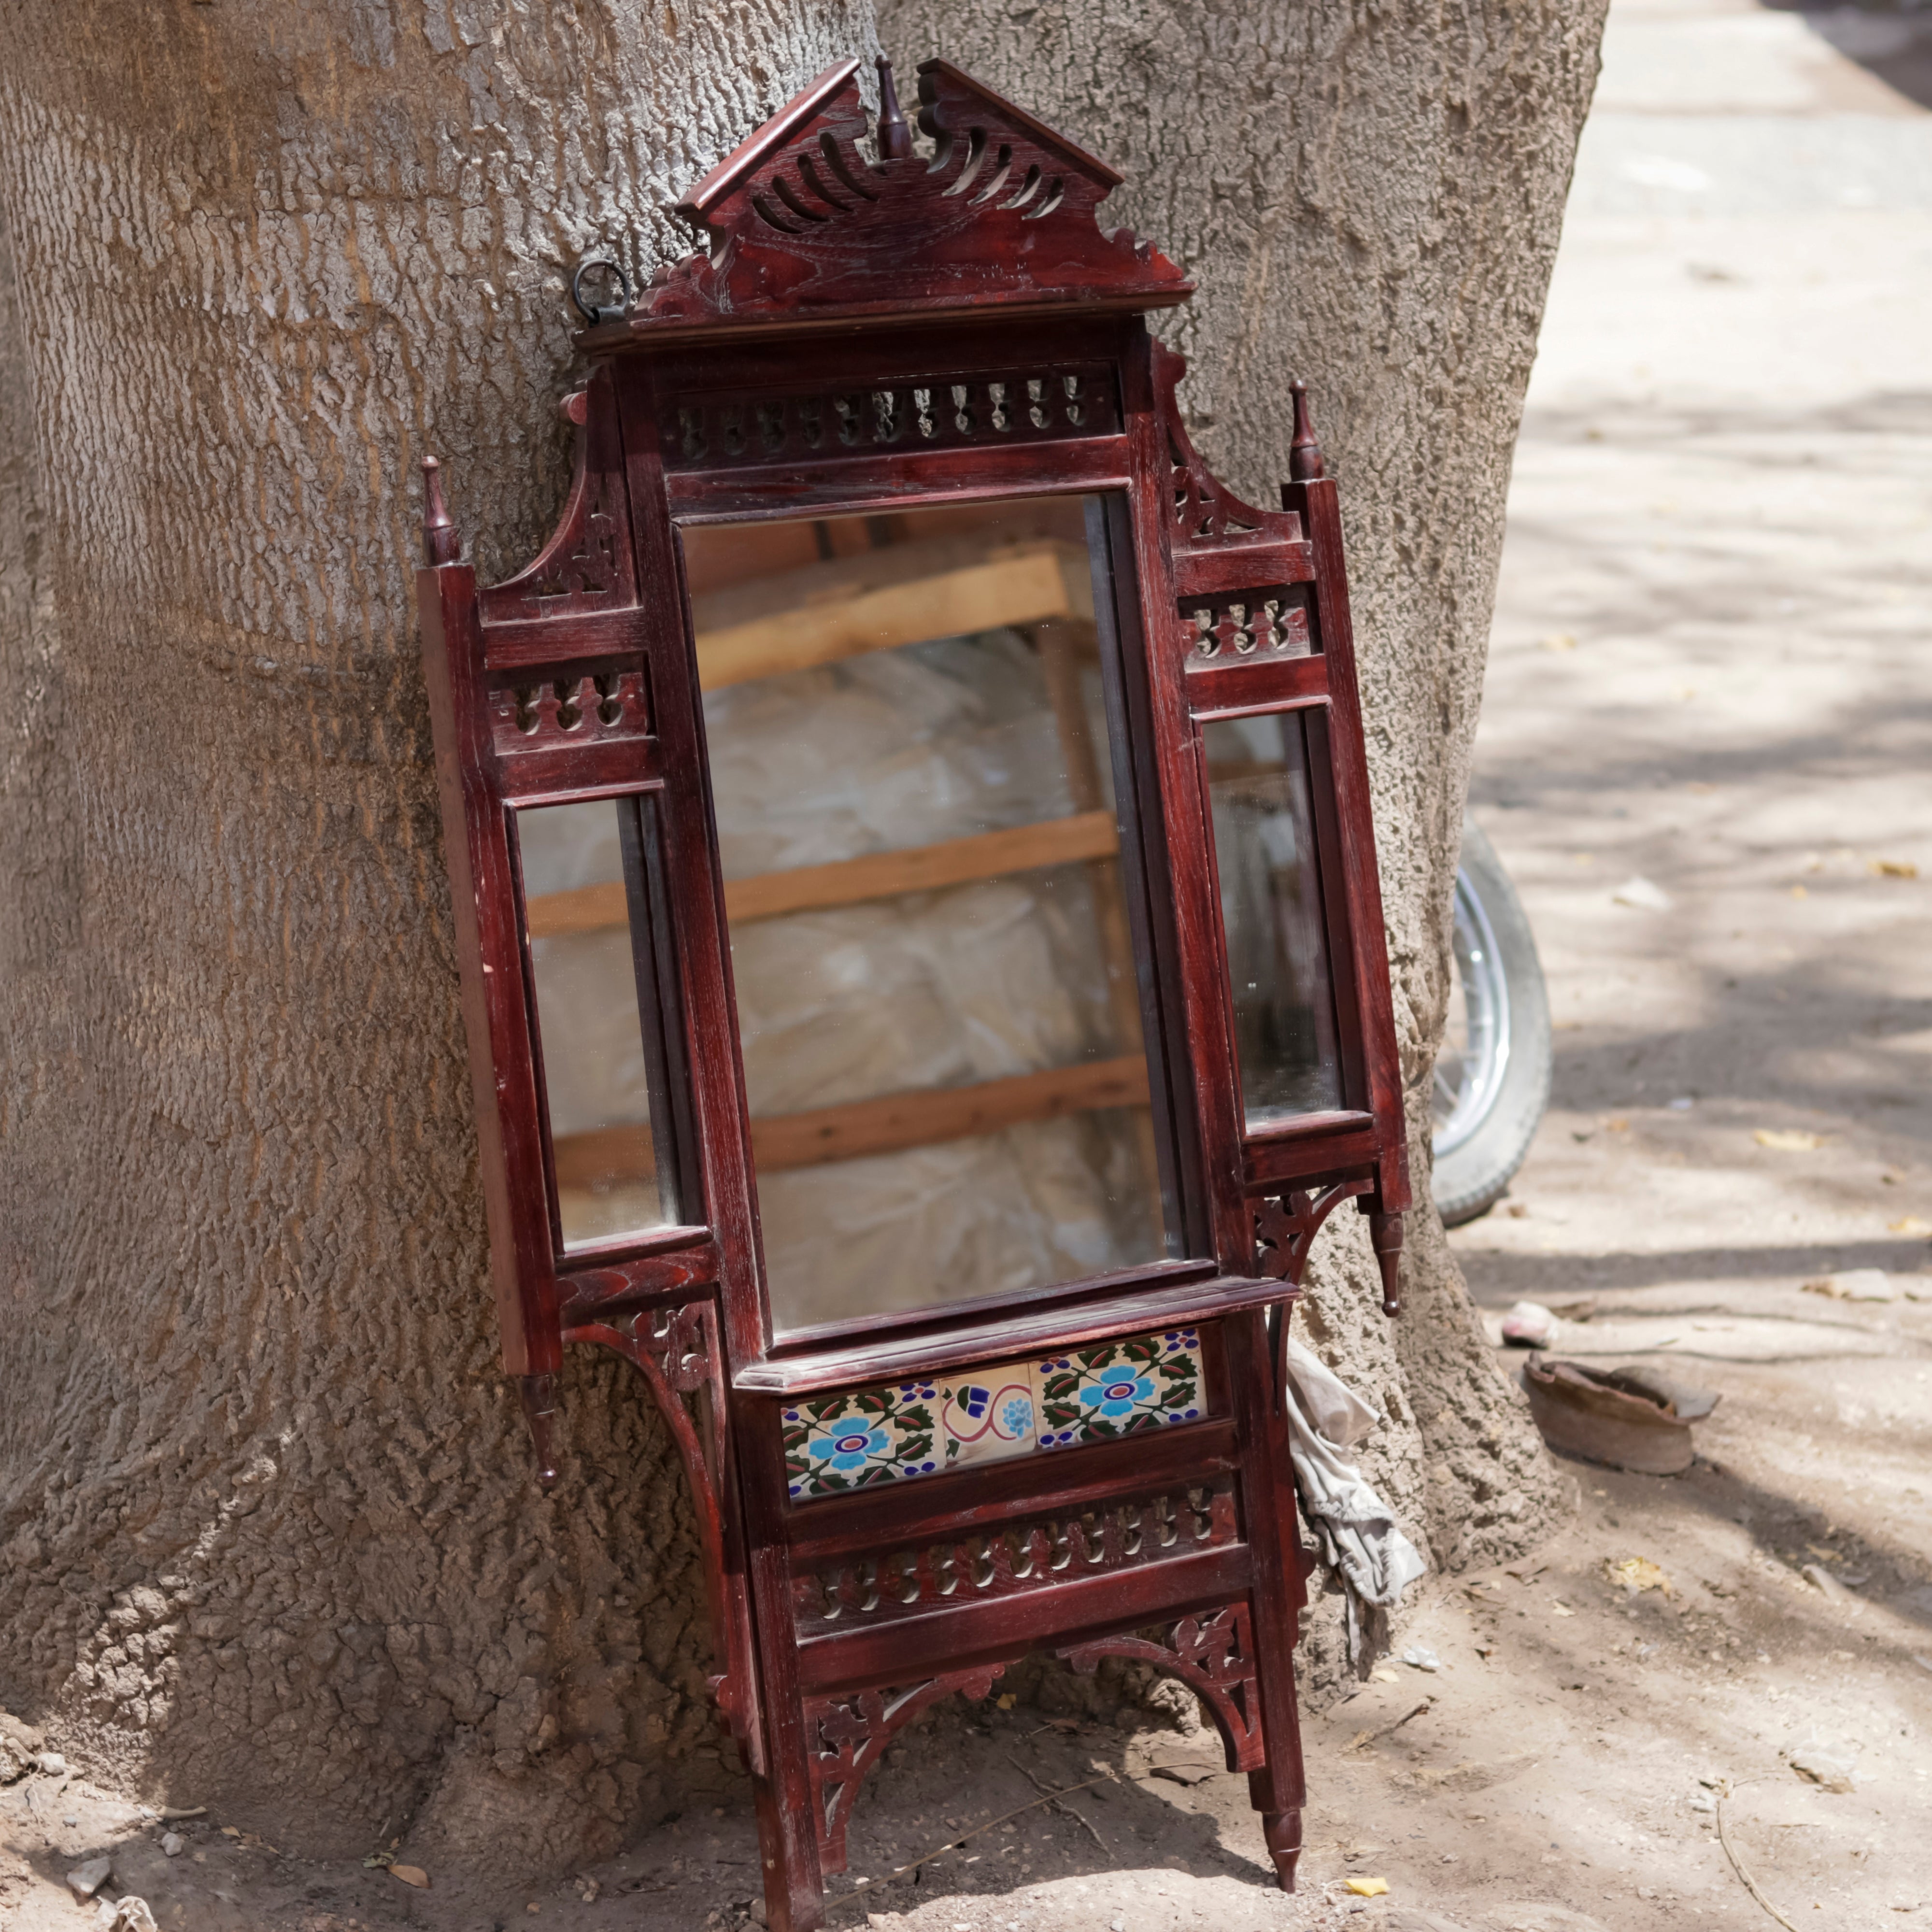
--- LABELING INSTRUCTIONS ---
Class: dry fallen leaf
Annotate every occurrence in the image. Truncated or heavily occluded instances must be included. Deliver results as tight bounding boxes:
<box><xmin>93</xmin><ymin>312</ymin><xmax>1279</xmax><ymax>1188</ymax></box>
<box><xmin>1605</xmin><ymin>1557</ymin><xmax>1671</xmax><ymax>1595</ymax></box>
<box><xmin>1345</xmin><ymin>1876</ymin><xmax>1391</xmax><ymax>1897</ymax></box>
<box><xmin>1550</xmin><ymin>1600</ymin><xmax>1577</xmax><ymax>1617</ymax></box>
<box><xmin>1372</xmin><ymin>1668</ymin><xmax>1401</xmax><ymax>1684</ymax></box>
<box><xmin>219</xmin><ymin>1827</ymin><xmax>240</xmax><ymax>1839</ymax></box>
<box><xmin>1890</xmin><ymin>1216</ymin><xmax>1932</xmax><ymax>1236</ymax></box>
<box><xmin>995</xmin><ymin>1693</ymin><xmax>1016</xmax><ymax>1709</ymax></box>
<box><xmin>1754</xmin><ymin>1128</ymin><xmax>1826</xmax><ymax>1151</ymax></box>
<box><xmin>389</xmin><ymin>1865</ymin><xmax>430</xmax><ymax>1890</ymax></box>
<box><xmin>1869</xmin><ymin>858</ymin><xmax>1918</xmax><ymax>879</ymax></box>
<box><xmin>1540</xmin><ymin>632</ymin><xmax>1578</xmax><ymax>652</ymax></box>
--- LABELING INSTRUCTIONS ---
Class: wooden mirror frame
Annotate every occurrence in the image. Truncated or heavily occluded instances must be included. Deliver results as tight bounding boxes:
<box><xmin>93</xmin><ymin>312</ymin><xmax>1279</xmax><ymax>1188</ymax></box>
<box><xmin>415</xmin><ymin>54</ymin><xmax>1408</xmax><ymax>1932</ymax></box>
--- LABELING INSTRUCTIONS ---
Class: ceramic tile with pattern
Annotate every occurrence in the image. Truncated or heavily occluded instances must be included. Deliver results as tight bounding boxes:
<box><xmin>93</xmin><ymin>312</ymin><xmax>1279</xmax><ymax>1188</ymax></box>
<box><xmin>784</xmin><ymin>1328</ymin><xmax>1210</xmax><ymax>1502</ymax></box>
<box><xmin>938</xmin><ymin>1361</ymin><xmax>1037</xmax><ymax>1471</ymax></box>
<box><xmin>782</xmin><ymin>1379</ymin><xmax>942</xmax><ymax>1500</ymax></box>
<box><xmin>1035</xmin><ymin>1327</ymin><xmax>1204</xmax><ymax>1448</ymax></box>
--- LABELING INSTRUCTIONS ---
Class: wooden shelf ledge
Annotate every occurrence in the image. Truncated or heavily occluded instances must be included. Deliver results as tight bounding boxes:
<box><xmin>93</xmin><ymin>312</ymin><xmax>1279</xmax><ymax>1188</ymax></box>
<box><xmin>737</xmin><ymin>1269</ymin><xmax>1298</xmax><ymax>1398</ymax></box>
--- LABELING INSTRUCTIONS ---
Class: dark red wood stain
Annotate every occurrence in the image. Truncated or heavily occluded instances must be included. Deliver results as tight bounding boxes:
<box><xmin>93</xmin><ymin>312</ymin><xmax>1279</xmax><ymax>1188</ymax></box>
<box><xmin>415</xmin><ymin>55</ymin><xmax>1408</xmax><ymax>1932</ymax></box>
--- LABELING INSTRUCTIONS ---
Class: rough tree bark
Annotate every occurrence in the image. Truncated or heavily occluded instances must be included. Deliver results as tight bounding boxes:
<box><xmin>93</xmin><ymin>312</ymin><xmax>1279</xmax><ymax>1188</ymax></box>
<box><xmin>0</xmin><ymin>0</ymin><xmax>1603</xmax><ymax>1878</ymax></box>
<box><xmin>0</xmin><ymin>0</ymin><xmax>875</xmax><ymax>1878</ymax></box>
<box><xmin>876</xmin><ymin>0</ymin><xmax>1606</xmax><ymax>1687</ymax></box>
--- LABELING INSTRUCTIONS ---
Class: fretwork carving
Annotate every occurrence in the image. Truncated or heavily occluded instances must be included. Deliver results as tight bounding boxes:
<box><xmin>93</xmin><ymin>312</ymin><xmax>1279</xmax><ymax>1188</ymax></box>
<box><xmin>1060</xmin><ymin>1603</ymin><xmax>1264</xmax><ymax>1772</ymax></box>
<box><xmin>489</xmin><ymin>665</ymin><xmax>649</xmax><ymax>750</ymax></box>
<box><xmin>528</xmin><ymin>472</ymin><xmax>619</xmax><ymax>603</ymax></box>
<box><xmin>664</xmin><ymin>366</ymin><xmax>1116</xmax><ymax>469</ymax></box>
<box><xmin>792</xmin><ymin>1478</ymin><xmax>1238</xmax><ymax>1637</ymax></box>
<box><xmin>804</xmin><ymin>1667</ymin><xmax>1005</xmax><ymax>1873</ymax></box>
<box><xmin>619</xmin><ymin>59</ymin><xmax>1190</xmax><ymax>337</ymax></box>
<box><xmin>1152</xmin><ymin>342</ymin><xmax>1275</xmax><ymax>548</ymax></box>
<box><xmin>1183</xmin><ymin>586</ymin><xmax>1315</xmax><ymax>663</ymax></box>
<box><xmin>480</xmin><ymin>374</ymin><xmax>636</xmax><ymax>625</ymax></box>
<box><xmin>1252</xmin><ymin>1182</ymin><xmax>1368</xmax><ymax>1288</ymax></box>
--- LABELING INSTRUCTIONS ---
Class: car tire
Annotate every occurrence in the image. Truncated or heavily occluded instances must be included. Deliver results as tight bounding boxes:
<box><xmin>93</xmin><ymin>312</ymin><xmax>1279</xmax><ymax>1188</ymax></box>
<box><xmin>1431</xmin><ymin>816</ymin><xmax>1552</xmax><ymax>1227</ymax></box>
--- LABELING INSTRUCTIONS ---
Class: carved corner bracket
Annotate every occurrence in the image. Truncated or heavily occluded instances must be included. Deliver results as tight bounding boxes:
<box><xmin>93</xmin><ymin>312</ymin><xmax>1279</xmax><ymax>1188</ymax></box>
<box><xmin>1150</xmin><ymin>341</ymin><xmax>1312</xmax><ymax>554</ymax></box>
<box><xmin>476</xmin><ymin>370</ymin><xmax>636</xmax><ymax>627</ymax></box>
<box><xmin>804</xmin><ymin>1667</ymin><xmax>1007</xmax><ymax>1873</ymax></box>
<box><xmin>571</xmin><ymin>1298</ymin><xmax>766</xmax><ymax>1776</ymax></box>
<box><xmin>1250</xmin><ymin>1181</ymin><xmax>1368</xmax><ymax>1289</ymax></box>
<box><xmin>1059</xmin><ymin>1604</ymin><xmax>1264</xmax><ymax>1772</ymax></box>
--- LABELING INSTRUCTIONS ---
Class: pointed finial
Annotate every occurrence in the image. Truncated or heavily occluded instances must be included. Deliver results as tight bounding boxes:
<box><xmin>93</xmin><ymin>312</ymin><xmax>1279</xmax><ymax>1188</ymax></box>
<box><xmin>1288</xmin><ymin>378</ymin><xmax>1326</xmax><ymax>483</ymax></box>
<box><xmin>420</xmin><ymin>455</ymin><xmax>459</xmax><ymax>566</ymax></box>
<box><xmin>875</xmin><ymin>54</ymin><xmax>912</xmax><ymax>160</ymax></box>
<box><xmin>1366</xmin><ymin>1208</ymin><xmax>1403</xmax><ymax>1319</ymax></box>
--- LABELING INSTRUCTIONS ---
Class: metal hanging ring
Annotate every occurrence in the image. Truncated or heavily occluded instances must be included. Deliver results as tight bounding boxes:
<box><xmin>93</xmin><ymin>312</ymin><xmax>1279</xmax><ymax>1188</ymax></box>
<box><xmin>570</xmin><ymin>257</ymin><xmax>632</xmax><ymax>327</ymax></box>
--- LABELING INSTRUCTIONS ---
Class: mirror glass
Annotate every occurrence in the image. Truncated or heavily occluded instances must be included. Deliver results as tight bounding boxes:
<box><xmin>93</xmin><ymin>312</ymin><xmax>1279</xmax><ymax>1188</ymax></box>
<box><xmin>516</xmin><ymin>795</ymin><xmax>687</xmax><ymax>1251</ymax></box>
<box><xmin>682</xmin><ymin>496</ymin><xmax>1171</xmax><ymax>1332</ymax></box>
<box><xmin>1203</xmin><ymin>710</ymin><xmax>1345</xmax><ymax>1125</ymax></box>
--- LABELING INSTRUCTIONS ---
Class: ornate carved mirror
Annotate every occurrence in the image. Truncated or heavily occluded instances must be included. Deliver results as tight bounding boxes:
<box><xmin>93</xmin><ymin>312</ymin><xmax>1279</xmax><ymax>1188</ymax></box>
<box><xmin>416</xmin><ymin>53</ymin><xmax>1407</xmax><ymax>1932</ymax></box>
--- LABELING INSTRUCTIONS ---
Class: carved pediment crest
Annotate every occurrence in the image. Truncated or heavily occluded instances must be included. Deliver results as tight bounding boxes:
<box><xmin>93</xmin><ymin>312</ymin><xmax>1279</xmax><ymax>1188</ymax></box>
<box><xmin>610</xmin><ymin>56</ymin><xmax>1192</xmax><ymax>338</ymax></box>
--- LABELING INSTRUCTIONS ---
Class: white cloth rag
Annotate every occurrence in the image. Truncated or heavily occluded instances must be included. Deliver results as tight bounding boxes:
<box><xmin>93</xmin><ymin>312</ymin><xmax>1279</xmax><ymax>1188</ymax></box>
<box><xmin>1283</xmin><ymin>1336</ymin><xmax>1427</xmax><ymax>1673</ymax></box>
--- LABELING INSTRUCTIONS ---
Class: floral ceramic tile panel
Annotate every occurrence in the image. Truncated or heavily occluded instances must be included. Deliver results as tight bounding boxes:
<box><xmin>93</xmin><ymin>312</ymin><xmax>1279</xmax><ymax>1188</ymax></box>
<box><xmin>783</xmin><ymin>1328</ymin><xmax>1210</xmax><ymax>1501</ymax></box>
<box><xmin>1034</xmin><ymin>1327</ymin><xmax>1205</xmax><ymax>1449</ymax></box>
<box><xmin>938</xmin><ymin>1361</ymin><xmax>1038</xmax><ymax>1471</ymax></box>
<box><xmin>782</xmin><ymin>1380</ymin><xmax>942</xmax><ymax>1501</ymax></box>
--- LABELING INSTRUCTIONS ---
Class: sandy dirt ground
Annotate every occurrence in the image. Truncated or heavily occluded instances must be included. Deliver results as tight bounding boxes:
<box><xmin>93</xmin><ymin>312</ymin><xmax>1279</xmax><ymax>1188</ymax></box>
<box><xmin>4</xmin><ymin>2</ymin><xmax>1930</xmax><ymax>1929</ymax></box>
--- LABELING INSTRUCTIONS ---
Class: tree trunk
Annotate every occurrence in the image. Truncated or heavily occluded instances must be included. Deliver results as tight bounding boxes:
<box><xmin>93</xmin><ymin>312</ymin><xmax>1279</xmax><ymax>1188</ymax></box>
<box><xmin>0</xmin><ymin>0</ymin><xmax>1603</xmax><ymax>1877</ymax></box>
<box><xmin>876</xmin><ymin>0</ymin><xmax>1606</xmax><ymax>1685</ymax></box>
<box><xmin>0</xmin><ymin>0</ymin><xmax>876</xmax><ymax>1877</ymax></box>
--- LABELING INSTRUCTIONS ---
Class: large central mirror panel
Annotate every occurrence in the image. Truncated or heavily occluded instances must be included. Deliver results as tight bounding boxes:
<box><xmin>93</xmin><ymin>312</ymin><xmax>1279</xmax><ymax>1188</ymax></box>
<box><xmin>682</xmin><ymin>496</ymin><xmax>1175</xmax><ymax>1334</ymax></box>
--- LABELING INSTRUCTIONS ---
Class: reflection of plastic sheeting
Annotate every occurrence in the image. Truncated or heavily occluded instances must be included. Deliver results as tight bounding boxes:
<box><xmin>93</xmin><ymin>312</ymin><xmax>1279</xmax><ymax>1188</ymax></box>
<box><xmin>557</xmin><ymin>1179</ymin><xmax>660</xmax><ymax>1248</ymax></box>
<box><xmin>1208</xmin><ymin>715</ymin><xmax>1342</xmax><ymax>1121</ymax></box>
<box><xmin>518</xmin><ymin>804</ymin><xmax>625</xmax><ymax>895</ymax></box>
<box><xmin>730</xmin><ymin>873</ymin><xmax>1106</xmax><ymax>1115</ymax></box>
<box><xmin>531</xmin><ymin>623</ymin><xmax>1155</xmax><ymax>1323</ymax></box>
<box><xmin>755</xmin><ymin>1114</ymin><xmax>1148</xmax><ymax>1329</ymax></box>
<box><xmin>704</xmin><ymin>631</ymin><xmax>1081</xmax><ymax>874</ymax></box>
<box><xmin>529</xmin><ymin>927</ymin><xmax>649</xmax><ymax>1137</ymax></box>
<box><xmin>1254</xmin><ymin>809</ymin><xmax>1299</xmax><ymax>873</ymax></box>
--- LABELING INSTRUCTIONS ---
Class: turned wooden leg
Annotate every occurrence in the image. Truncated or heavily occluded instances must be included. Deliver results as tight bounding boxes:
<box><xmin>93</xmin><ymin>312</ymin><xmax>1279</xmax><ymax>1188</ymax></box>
<box><xmin>1261</xmin><ymin>1805</ymin><xmax>1303</xmax><ymax>1890</ymax></box>
<box><xmin>1225</xmin><ymin>1309</ymin><xmax>1311</xmax><ymax>1898</ymax></box>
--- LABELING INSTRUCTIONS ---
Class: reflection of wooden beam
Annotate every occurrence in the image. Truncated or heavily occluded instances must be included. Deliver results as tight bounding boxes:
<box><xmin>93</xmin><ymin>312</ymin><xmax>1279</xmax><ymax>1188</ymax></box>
<box><xmin>692</xmin><ymin>537</ymin><xmax>1093</xmax><ymax>690</ymax></box>
<box><xmin>549</xmin><ymin>1054</ymin><xmax>1151</xmax><ymax>1187</ymax></box>
<box><xmin>753</xmin><ymin>1055</ymin><xmax>1151</xmax><ymax>1173</ymax></box>
<box><xmin>525</xmin><ymin>879</ymin><xmax>630</xmax><ymax>941</ymax></box>
<box><xmin>526</xmin><ymin>809</ymin><xmax>1120</xmax><ymax>939</ymax></box>
<box><xmin>728</xmin><ymin>810</ymin><xmax>1118</xmax><ymax>924</ymax></box>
